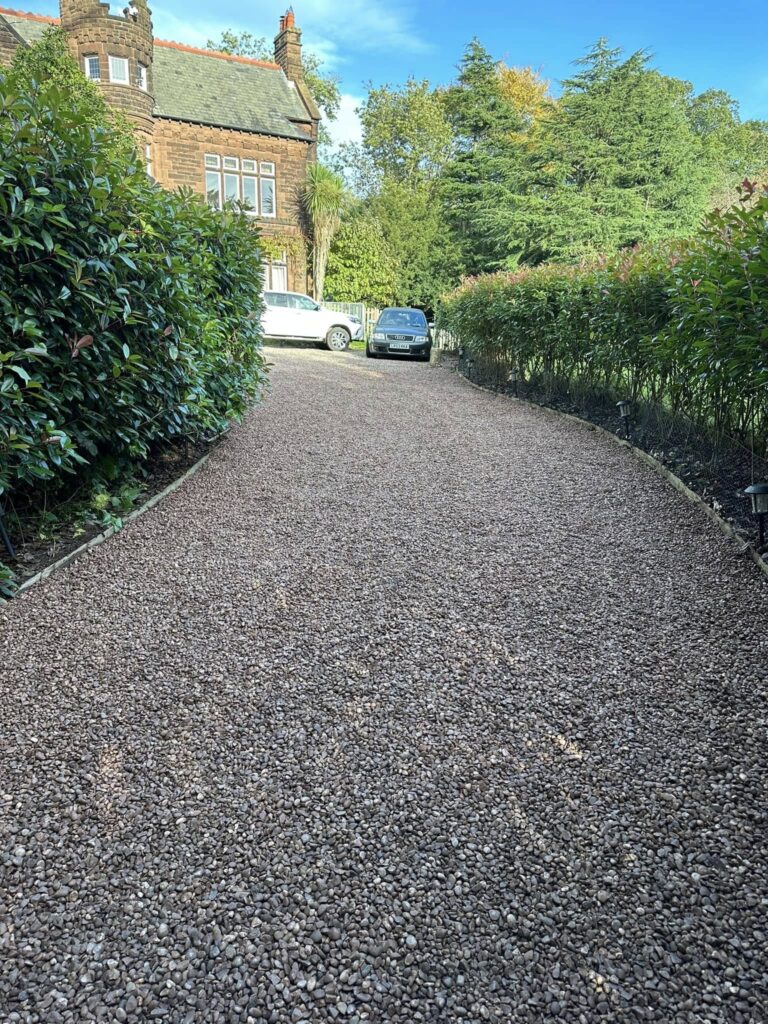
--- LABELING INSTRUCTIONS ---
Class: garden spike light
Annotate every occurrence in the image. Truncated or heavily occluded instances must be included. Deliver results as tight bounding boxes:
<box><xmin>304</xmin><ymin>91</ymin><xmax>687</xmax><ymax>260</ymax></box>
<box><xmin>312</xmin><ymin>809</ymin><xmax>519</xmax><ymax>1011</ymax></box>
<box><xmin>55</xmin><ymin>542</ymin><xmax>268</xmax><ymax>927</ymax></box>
<box><xmin>744</xmin><ymin>483</ymin><xmax>768</xmax><ymax>549</ymax></box>
<box><xmin>616</xmin><ymin>400</ymin><xmax>632</xmax><ymax>439</ymax></box>
<box><xmin>508</xmin><ymin>366</ymin><xmax>519</xmax><ymax>397</ymax></box>
<box><xmin>0</xmin><ymin>511</ymin><xmax>15</xmax><ymax>560</ymax></box>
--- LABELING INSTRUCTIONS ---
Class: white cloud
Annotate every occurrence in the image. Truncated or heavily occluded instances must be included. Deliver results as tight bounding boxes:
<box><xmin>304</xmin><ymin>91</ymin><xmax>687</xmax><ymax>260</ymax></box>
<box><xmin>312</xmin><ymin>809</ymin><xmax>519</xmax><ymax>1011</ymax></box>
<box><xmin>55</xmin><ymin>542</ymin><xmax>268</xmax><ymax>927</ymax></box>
<box><xmin>150</xmin><ymin>0</ymin><xmax>429</xmax><ymax>66</ymax></box>
<box><xmin>327</xmin><ymin>92</ymin><xmax>364</xmax><ymax>147</ymax></box>
<box><xmin>150</xmin><ymin>6</ymin><xmax>226</xmax><ymax>47</ymax></box>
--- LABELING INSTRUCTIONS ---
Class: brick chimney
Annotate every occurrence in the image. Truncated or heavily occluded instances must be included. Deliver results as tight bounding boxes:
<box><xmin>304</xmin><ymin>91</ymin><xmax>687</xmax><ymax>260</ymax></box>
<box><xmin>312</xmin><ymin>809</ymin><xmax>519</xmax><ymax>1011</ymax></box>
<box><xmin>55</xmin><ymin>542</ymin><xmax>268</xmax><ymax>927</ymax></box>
<box><xmin>274</xmin><ymin>8</ymin><xmax>320</xmax><ymax>142</ymax></box>
<box><xmin>274</xmin><ymin>7</ymin><xmax>303</xmax><ymax>82</ymax></box>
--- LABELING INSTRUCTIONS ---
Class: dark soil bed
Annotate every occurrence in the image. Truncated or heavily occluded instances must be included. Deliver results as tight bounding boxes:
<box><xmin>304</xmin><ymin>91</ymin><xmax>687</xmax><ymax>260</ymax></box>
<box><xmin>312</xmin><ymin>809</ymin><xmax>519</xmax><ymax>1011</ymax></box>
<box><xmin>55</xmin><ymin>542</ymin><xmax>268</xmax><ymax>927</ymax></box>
<box><xmin>459</xmin><ymin>358</ymin><xmax>765</xmax><ymax>545</ymax></box>
<box><xmin>2</xmin><ymin>437</ymin><xmax>215</xmax><ymax>588</ymax></box>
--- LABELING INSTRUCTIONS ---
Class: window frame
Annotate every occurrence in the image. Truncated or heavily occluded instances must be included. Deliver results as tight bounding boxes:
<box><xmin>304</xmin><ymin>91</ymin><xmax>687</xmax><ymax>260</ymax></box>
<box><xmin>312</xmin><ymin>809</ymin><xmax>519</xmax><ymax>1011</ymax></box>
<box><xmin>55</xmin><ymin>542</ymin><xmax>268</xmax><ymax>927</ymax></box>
<box><xmin>205</xmin><ymin>170</ymin><xmax>222</xmax><ymax>210</ymax></box>
<box><xmin>241</xmin><ymin>175</ymin><xmax>258</xmax><ymax>214</ymax></box>
<box><xmin>108</xmin><ymin>55</ymin><xmax>130</xmax><ymax>84</ymax></box>
<box><xmin>203</xmin><ymin>154</ymin><xmax>277</xmax><ymax>216</ymax></box>
<box><xmin>260</xmin><ymin>176</ymin><xmax>276</xmax><ymax>218</ymax></box>
<box><xmin>83</xmin><ymin>55</ymin><xmax>101</xmax><ymax>81</ymax></box>
<box><xmin>137</xmin><ymin>62</ymin><xmax>148</xmax><ymax>90</ymax></box>
<box><xmin>223</xmin><ymin>173</ymin><xmax>240</xmax><ymax>203</ymax></box>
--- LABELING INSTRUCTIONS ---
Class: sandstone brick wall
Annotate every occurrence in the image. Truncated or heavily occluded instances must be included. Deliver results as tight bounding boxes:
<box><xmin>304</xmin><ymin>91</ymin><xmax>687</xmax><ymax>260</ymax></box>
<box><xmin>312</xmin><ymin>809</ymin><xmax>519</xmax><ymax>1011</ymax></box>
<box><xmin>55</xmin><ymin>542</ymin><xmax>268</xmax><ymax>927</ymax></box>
<box><xmin>151</xmin><ymin>117</ymin><xmax>311</xmax><ymax>291</ymax></box>
<box><xmin>0</xmin><ymin>20</ymin><xmax>23</xmax><ymax>65</ymax></box>
<box><xmin>60</xmin><ymin>0</ymin><xmax>154</xmax><ymax>141</ymax></box>
<box><xmin>1</xmin><ymin>4</ymin><xmax>313</xmax><ymax>292</ymax></box>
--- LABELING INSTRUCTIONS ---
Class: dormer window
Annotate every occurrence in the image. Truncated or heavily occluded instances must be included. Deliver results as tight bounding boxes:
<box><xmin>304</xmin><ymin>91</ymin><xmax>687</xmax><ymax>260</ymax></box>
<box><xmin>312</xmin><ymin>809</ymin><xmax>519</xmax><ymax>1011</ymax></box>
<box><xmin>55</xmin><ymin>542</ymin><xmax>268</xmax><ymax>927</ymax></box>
<box><xmin>137</xmin><ymin>63</ymin><xmax>148</xmax><ymax>90</ymax></box>
<box><xmin>83</xmin><ymin>55</ymin><xmax>101</xmax><ymax>81</ymax></box>
<box><xmin>108</xmin><ymin>55</ymin><xmax>129</xmax><ymax>84</ymax></box>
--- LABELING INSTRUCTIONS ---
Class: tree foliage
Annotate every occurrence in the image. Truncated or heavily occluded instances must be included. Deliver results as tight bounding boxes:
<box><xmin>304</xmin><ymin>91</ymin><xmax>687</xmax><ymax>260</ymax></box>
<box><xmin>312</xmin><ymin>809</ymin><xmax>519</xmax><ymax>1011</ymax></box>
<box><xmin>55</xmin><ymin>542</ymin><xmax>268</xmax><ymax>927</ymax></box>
<box><xmin>332</xmin><ymin>35</ymin><xmax>768</xmax><ymax>304</ymax></box>
<box><xmin>515</xmin><ymin>48</ymin><xmax>713</xmax><ymax>262</ymax></box>
<box><xmin>6</xmin><ymin>26</ymin><xmax>134</xmax><ymax>157</ymax></box>
<box><xmin>302</xmin><ymin>163</ymin><xmax>346</xmax><ymax>300</ymax></box>
<box><xmin>358</xmin><ymin>78</ymin><xmax>453</xmax><ymax>182</ymax></box>
<box><xmin>439</xmin><ymin>183</ymin><xmax>768</xmax><ymax>452</ymax></box>
<box><xmin>325</xmin><ymin>212</ymin><xmax>398</xmax><ymax>307</ymax></box>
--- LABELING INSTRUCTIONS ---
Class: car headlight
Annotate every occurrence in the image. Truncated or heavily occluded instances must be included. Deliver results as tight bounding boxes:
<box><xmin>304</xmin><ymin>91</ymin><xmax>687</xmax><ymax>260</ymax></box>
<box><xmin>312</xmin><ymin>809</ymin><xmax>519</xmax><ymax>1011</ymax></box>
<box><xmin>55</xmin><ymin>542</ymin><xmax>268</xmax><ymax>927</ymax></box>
<box><xmin>414</xmin><ymin>335</ymin><xmax>427</xmax><ymax>343</ymax></box>
<box><xmin>349</xmin><ymin>315</ymin><xmax>361</xmax><ymax>324</ymax></box>
<box><xmin>373</xmin><ymin>332</ymin><xmax>385</xmax><ymax>340</ymax></box>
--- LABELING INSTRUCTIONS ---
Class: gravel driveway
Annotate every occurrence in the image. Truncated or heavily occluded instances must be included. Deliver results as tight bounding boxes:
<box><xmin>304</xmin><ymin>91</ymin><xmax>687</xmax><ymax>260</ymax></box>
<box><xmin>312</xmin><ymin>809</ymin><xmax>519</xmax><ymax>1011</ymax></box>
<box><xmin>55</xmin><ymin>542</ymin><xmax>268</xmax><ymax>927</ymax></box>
<box><xmin>1</xmin><ymin>349</ymin><xmax>767</xmax><ymax>1024</ymax></box>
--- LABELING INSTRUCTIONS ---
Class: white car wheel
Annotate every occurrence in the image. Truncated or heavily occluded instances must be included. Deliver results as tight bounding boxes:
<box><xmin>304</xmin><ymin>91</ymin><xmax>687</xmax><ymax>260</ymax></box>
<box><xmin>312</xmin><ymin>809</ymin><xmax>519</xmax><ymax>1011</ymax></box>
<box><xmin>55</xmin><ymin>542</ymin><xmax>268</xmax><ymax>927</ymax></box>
<box><xmin>326</xmin><ymin>326</ymin><xmax>351</xmax><ymax>351</ymax></box>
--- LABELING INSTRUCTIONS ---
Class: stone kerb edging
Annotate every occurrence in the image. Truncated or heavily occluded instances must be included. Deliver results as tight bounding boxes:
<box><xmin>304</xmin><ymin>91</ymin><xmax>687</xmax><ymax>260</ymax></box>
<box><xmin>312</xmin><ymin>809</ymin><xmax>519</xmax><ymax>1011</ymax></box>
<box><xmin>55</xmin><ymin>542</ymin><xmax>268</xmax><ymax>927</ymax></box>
<box><xmin>457</xmin><ymin>371</ymin><xmax>768</xmax><ymax>583</ymax></box>
<box><xmin>14</xmin><ymin>453</ymin><xmax>211</xmax><ymax>598</ymax></box>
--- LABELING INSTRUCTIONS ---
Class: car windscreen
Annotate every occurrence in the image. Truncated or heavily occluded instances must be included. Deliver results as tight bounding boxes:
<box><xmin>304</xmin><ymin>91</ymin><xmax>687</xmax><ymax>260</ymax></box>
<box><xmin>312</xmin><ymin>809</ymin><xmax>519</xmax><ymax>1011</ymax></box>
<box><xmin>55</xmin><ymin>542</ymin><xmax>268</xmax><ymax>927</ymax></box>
<box><xmin>377</xmin><ymin>310</ymin><xmax>427</xmax><ymax>330</ymax></box>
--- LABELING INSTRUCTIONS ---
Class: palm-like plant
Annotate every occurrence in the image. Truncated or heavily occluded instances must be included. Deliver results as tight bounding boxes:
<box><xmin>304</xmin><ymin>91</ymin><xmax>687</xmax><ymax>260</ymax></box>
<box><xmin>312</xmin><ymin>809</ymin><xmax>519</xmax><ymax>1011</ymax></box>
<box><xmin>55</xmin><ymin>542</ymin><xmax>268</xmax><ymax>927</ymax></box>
<box><xmin>302</xmin><ymin>163</ymin><xmax>346</xmax><ymax>301</ymax></box>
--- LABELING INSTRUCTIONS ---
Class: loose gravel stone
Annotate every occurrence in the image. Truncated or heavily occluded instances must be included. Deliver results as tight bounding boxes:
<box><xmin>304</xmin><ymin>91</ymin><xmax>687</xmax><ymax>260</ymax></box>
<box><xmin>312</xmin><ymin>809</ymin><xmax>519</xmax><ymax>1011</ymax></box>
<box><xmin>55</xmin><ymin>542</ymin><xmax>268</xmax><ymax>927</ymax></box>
<box><xmin>1</xmin><ymin>349</ymin><xmax>767</xmax><ymax>1023</ymax></box>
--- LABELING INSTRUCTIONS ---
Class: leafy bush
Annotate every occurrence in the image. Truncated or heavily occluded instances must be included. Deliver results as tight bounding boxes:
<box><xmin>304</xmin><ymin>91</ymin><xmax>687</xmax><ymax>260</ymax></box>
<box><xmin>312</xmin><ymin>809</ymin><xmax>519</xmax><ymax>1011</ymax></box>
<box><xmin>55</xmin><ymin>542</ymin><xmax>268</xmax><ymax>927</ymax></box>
<box><xmin>438</xmin><ymin>185</ymin><xmax>768</xmax><ymax>451</ymax></box>
<box><xmin>325</xmin><ymin>212</ymin><xmax>398</xmax><ymax>307</ymax></box>
<box><xmin>0</xmin><ymin>70</ymin><xmax>266</xmax><ymax>507</ymax></box>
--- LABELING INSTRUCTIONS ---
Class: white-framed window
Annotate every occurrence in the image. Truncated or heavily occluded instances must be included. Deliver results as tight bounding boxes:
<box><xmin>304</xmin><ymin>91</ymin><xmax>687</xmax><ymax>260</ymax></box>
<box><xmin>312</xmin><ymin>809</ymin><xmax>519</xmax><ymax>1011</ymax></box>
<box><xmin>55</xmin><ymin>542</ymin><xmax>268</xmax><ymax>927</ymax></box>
<box><xmin>137</xmin><ymin>62</ymin><xmax>148</xmax><ymax>90</ymax></box>
<box><xmin>203</xmin><ymin>155</ymin><xmax>277</xmax><ymax>216</ymax></box>
<box><xmin>223</xmin><ymin>173</ymin><xmax>240</xmax><ymax>202</ymax></box>
<box><xmin>205</xmin><ymin>171</ymin><xmax>222</xmax><ymax>210</ymax></box>
<box><xmin>108</xmin><ymin>55</ymin><xmax>129</xmax><ymax>84</ymax></box>
<box><xmin>242</xmin><ymin>176</ymin><xmax>258</xmax><ymax>211</ymax></box>
<box><xmin>83</xmin><ymin>55</ymin><xmax>101</xmax><ymax>81</ymax></box>
<box><xmin>266</xmin><ymin>252</ymin><xmax>288</xmax><ymax>290</ymax></box>
<box><xmin>260</xmin><ymin>176</ymin><xmax>276</xmax><ymax>217</ymax></box>
<box><xmin>145</xmin><ymin>143</ymin><xmax>153</xmax><ymax>179</ymax></box>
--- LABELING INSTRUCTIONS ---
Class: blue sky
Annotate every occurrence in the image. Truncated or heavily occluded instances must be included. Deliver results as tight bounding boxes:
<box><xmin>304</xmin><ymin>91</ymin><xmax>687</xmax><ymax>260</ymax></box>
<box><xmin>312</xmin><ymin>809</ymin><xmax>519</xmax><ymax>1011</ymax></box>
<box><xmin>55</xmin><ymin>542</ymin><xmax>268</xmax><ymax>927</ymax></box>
<box><xmin>33</xmin><ymin>0</ymin><xmax>768</xmax><ymax>143</ymax></box>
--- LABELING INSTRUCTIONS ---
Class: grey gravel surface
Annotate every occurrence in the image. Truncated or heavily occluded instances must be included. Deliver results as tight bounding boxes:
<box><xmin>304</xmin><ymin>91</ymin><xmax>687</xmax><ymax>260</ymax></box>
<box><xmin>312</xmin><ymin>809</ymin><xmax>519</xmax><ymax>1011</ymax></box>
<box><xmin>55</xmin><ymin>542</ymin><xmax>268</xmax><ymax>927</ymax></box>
<box><xmin>1</xmin><ymin>348</ymin><xmax>767</xmax><ymax>1024</ymax></box>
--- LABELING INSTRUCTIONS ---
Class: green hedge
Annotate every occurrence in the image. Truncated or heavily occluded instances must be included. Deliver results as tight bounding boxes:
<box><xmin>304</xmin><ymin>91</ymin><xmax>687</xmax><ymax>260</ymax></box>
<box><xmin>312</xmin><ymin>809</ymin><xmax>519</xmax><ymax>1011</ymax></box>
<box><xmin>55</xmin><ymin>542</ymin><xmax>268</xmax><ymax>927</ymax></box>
<box><xmin>0</xmin><ymin>75</ymin><xmax>266</xmax><ymax>505</ymax></box>
<box><xmin>438</xmin><ymin>186</ymin><xmax>768</xmax><ymax>450</ymax></box>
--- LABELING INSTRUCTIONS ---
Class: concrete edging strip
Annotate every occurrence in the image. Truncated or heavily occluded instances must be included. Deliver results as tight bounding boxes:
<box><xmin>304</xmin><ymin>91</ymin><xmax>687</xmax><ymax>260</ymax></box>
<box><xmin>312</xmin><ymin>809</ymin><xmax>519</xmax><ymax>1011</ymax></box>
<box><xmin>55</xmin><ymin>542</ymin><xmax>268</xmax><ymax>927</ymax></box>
<box><xmin>15</xmin><ymin>453</ymin><xmax>211</xmax><ymax>597</ymax></box>
<box><xmin>458</xmin><ymin>371</ymin><xmax>768</xmax><ymax>583</ymax></box>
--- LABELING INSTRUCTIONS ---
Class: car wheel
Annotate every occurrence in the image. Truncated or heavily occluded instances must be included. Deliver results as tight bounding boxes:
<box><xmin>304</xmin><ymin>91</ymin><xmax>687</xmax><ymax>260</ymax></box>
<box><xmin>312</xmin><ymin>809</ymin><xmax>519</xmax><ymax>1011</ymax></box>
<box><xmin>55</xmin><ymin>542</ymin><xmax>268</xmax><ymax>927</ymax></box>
<box><xmin>366</xmin><ymin>343</ymin><xmax>377</xmax><ymax>359</ymax></box>
<box><xmin>326</xmin><ymin>326</ymin><xmax>351</xmax><ymax>352</ymax></box>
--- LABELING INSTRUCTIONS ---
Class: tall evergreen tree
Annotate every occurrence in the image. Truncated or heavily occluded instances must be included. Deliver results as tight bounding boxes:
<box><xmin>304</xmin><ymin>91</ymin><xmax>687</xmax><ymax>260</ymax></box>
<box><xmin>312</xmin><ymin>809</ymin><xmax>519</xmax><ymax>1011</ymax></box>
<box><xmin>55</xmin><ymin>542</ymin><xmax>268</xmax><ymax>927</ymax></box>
<box><xmin>510</xmin><ymin>45</ymin><xmax>713</xmax><ymax>262</ymax></box>
<box><xmin>441</xmin><ymin>41</ymin><xmax>527</xmax><ymax>274</ymax></box>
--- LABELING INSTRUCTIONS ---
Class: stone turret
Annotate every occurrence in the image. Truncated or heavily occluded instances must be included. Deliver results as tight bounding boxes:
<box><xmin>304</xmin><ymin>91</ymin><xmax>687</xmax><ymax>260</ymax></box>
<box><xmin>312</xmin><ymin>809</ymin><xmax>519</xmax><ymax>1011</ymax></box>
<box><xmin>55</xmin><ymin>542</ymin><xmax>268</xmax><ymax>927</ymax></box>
<box><xmin>59</xmin><ymin>0</ymin><xmax>154</xmax><ymax>145</ymax></box>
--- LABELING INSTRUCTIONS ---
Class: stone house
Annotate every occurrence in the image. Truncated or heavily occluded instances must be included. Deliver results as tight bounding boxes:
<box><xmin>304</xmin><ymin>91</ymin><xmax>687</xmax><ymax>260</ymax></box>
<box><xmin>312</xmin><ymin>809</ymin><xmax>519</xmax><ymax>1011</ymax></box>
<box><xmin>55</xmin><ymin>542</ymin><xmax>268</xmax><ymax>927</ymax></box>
<box><xmin>0</xmin><ymin>2</ymin><xmax>319</xmax><ymax>291</ymax></box>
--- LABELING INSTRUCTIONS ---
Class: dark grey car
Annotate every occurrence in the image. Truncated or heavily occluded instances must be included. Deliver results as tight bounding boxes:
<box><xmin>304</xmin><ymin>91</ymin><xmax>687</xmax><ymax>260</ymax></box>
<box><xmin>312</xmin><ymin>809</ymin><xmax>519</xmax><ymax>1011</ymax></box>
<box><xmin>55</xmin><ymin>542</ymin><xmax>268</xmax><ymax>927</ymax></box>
<box><xmin>366</xmin><ymin>308</ymin><xmax>431</xmax><ymax>361</ymax></box>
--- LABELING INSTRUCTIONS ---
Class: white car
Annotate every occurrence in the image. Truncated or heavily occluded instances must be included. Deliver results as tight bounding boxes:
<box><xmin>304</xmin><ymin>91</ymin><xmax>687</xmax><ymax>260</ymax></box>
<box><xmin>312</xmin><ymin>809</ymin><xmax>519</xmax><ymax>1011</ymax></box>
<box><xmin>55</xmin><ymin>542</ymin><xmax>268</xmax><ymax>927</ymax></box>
<box><xmin>261</xmin><ymin>291</ymin><xmax>363</xmax><ymax>351</ymax></box>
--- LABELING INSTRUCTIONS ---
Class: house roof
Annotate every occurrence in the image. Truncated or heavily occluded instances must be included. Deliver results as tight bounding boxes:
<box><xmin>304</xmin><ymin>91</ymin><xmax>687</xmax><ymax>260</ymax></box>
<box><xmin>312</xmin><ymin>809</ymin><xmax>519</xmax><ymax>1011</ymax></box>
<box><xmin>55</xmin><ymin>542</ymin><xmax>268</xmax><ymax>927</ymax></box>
<box><xmin>0</xmin><ymin>8</ymin><xmax>315</xmax><ymax>142</ymax></box>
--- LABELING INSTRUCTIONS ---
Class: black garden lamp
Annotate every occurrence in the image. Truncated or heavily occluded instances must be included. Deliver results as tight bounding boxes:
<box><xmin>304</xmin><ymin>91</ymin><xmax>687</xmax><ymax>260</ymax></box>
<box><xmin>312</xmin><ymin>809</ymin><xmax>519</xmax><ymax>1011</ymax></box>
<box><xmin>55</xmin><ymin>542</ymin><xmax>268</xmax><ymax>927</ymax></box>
<box><xmin>466</xmin><ymin>357</ymin><xmax>474</xmax><ymax>381</ymax></box>
<box><xmin>616</xmin><ymin>399</ymin><xmax>632</xmax><ymax>439</ymax></box>
<box><xmin>744</xmin><ymin>483</ymin><xmax>768</xmax><ymax>549</ymax></box>
<box><xmin>0</xmin><ymin>509</ymin><xmax>15</xmax><ymax>560</ymax></box>
<box><xmin>508</xmin><ymin>366</ymin><xmax>519</xmax><ymax>397</ymax></box>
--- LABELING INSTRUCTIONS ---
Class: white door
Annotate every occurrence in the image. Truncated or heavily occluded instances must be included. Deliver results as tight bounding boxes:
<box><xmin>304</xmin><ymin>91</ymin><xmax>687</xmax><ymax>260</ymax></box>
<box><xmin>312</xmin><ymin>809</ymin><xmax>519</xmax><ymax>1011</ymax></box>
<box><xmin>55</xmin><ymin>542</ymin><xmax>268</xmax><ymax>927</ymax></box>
<box><xmin>262</xmin><ymin>292</ymin><xmax>293</xmax><ymax>336</ymax></box>
<box><xmin>289</xmin><ymin>294</ymin><xmax>322</xmax><ymax>338</ymax></box>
